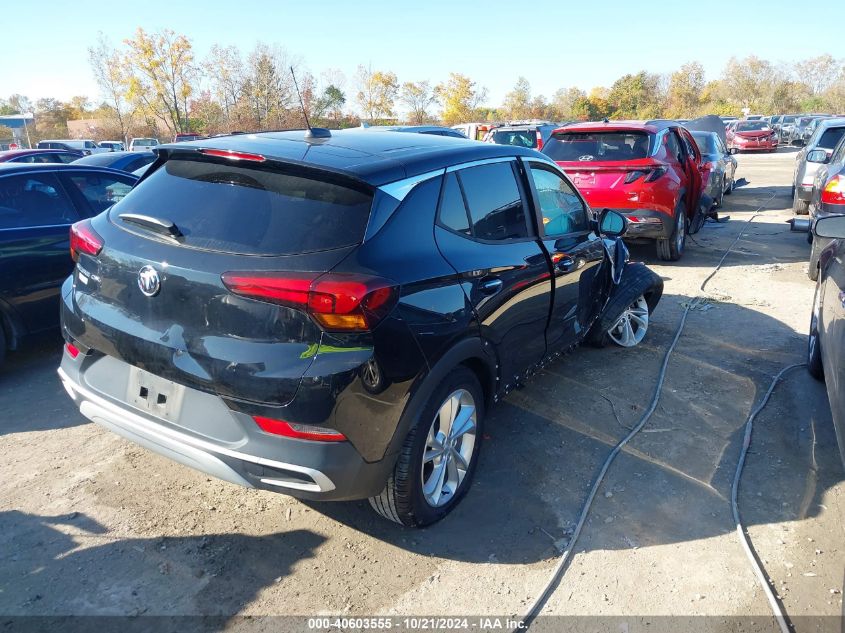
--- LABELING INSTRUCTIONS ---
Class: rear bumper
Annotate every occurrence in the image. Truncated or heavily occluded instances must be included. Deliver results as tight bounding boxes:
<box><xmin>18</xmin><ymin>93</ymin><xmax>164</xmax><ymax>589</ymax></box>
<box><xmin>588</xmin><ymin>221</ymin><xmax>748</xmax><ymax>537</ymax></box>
<box><xmin>58</xmin><ymin>354</ymin><xmax>397</xmax><ymax>501</ymax></box>
<box><xmin>616</xmin><ymin>209</ymin><xmax>673</xmax><ymax>240</ymax></box>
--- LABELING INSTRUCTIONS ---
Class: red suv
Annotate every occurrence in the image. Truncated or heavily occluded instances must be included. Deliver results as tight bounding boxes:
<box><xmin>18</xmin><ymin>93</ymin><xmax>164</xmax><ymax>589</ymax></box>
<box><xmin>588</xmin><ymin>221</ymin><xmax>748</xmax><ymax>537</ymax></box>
<box><xmin>542</xmin><ymin>120</ymin><xmax>704</xmax><ymax>261</ymax></box>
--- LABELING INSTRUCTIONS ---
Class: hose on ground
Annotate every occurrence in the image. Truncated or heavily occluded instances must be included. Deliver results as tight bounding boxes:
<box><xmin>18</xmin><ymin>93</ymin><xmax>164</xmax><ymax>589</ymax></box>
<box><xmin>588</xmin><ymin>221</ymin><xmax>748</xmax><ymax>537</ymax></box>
<box><xmin>518</xmin><ymin>189</ymin><xmax>796</xmax><ymax>630</ymax></box>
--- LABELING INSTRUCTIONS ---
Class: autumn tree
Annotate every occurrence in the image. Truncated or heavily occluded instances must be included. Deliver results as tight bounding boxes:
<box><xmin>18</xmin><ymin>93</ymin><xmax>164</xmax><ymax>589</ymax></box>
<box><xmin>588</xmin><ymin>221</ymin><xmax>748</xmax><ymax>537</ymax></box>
<box><xmin>356</xmin><ymin>66</ymin><xmax>399</xmax><ymax>122</ymax></box>
<box><xmin>205</xmin><ymin>44</ymin><xmax>246</xmax><ymax>129</ymax></box>
<box><xmin>436</xmin><ymin>73</ymin><xmax>488</xmax><ymax>125</ymax></box>
<box><xmin>399</xmin><ymin>80</ymin><xmax>436</xmax><ymax>124</ymax></box>
<box><xmin>502</xmin><ymin>76</ymin><xmax>532</xmax><ymax>120</ymax></box>
<box><xmin>313</xmin><ymin>85</ymin><xmax>346</xmax><ymax>122</ymax></box>
<box><xmin>123</xmin><ymin>28</ymin><xmax>198</xmax><ymax>135</ymax></box>
<box><xmin>795</xmin><ymin>54</ymin><xmax>841</xmax><ymax>96</ymax></box>
<box><xmin>88</xmin><ymin>34</ymin><xmax>131</xmax><ymax>142</ymax></box>
<box><xmin>551</xmin><ymin>87</ymin><xmax>586</xmax><ymax>120</ymax></box>
<box><xmin>607</xmin><ymin>71</ymin><xmax>663</xmax><ymax>118</ymax></box>
<box><xmin>666</xmin><ymin>62</ymin><xmax>705</xmax><ymax>118</ymax></box>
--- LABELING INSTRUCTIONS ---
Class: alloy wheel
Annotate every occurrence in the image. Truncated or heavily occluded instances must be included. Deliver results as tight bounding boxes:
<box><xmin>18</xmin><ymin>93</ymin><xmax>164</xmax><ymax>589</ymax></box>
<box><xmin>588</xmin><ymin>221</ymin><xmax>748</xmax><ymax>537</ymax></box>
<box><xmin>608</xmin><ymin>295</ymin><xmax>650</xmax><ymax>348</ymax></box>
<box><xmin>421</xmin><ymin>389</ymin><xmax>477</xmax><ymax>507</ymax></box>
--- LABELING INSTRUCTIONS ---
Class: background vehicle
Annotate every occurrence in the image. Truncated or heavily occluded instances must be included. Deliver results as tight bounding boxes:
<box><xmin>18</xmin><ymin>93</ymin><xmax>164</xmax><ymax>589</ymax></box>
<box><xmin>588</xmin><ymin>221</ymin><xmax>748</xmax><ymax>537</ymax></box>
<box><xmin>99</xmin><ymin>141</ymin><xmax>125</xmax><ymax>152</ymax></box>
<box><xmin>800</xmin><ymin>116</ymin><xmax>832</xmax><ymax>146</ymax></box>
<box><xmin>542</xmin><ymin>119</ymin><xmax>704</xmax><ymax>261</ymax></box>
<box><xmin>691</xmin><ymin>131</ymin><xmax>736</xmax><ymax>208</ymax></box>
<box><xmin>792</xmin><ymin>117</ymin><xmax>845</xmax><ymax>215</ymax></box>
<box><xmin>778</xmin><ymin>115</ymin><xmax>799</xmax><ymax>142</ymax></box>
<box><xmin>806</xmin><ymin>214</ymin><xmax>845</xmax><ymax>467</ymax></box>
<box><xmin>173</xmin><ymin>133</ymin><xmax>203</xmax><ymax>142</ymax></box>
<box><xmin>72</xmin><ymin>150</ymin><xmax>157</xmax><ymax>173</ymax></box>
<box><xmin>0</xmin><ymin>149</ymin><xmax>84</xmax><ymax>164</ymax></box>
<box><xmin>806</xmin><ymin>135</ymin><xmax>845</xmax><ymax>279</ymax></box>
<box><xmin>57</xmin><ymin>130</ymin><xmax>662</xmax><ymax>527</ymax></box>
<box><xmin>486</xmin><ymin>122</ymin><xmax>560</xmax><ymax>151</ymax></box>
<box><xmin>36</xmin><ymin>139</ymin><xmax>108</xmax><ymax>155</ymax></box>
<box><xmin>788</xmin><ymin>117</ymin><xmax>817</xmax><ymax>146</ymax></box>
<box><xmin>727</xmin><ymin>120</ymin><xmax>778</xmax><ymax>153</ymax></box>
<box><xmin>129</xmin><ymin>138</ymin><xmax>160</xmax><ymax>152</ymax></box>
<box><xmin>0</xmin><ymin>164</ymin><xmax>137</xmax><ymax>367</ymax></box>
<box><xmin>450</xmin><ymin>123</ymin><xmax>497</xmax><ymax>141</ymax></box>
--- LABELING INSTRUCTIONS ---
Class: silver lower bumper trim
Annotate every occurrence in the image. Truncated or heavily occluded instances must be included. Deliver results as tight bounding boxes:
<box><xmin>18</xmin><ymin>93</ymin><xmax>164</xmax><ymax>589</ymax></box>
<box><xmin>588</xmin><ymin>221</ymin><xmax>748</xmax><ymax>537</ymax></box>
<box><xmin>58</xmin><ymin>367</ymin><xmax>336</xmax><ymax>493</ymax></box>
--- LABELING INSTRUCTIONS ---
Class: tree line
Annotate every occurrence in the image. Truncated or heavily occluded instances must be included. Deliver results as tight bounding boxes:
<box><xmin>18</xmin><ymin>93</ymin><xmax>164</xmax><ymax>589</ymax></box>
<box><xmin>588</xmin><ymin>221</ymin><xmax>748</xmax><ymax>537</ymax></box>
<box><xmin>1</xmin><ymin>27</ymin><xmax>843</xmax><ymax>143</ymax></box>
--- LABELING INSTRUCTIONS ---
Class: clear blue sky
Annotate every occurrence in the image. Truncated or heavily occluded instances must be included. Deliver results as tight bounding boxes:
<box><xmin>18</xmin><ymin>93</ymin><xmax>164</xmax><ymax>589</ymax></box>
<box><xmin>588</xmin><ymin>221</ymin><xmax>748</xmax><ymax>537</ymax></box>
<box><xmin>1</xmin><ymin>0</ymin><xmax>842</xmax><ymax>110</ymax></box>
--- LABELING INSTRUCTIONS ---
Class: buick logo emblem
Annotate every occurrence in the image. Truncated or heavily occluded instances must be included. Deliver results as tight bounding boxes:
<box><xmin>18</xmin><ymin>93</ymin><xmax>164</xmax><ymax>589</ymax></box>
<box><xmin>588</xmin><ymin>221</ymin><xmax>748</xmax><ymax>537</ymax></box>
<box><xmin>138</xmin><ymin>265</ymin><xmax>161</xmax><ymax>297</ymax></box>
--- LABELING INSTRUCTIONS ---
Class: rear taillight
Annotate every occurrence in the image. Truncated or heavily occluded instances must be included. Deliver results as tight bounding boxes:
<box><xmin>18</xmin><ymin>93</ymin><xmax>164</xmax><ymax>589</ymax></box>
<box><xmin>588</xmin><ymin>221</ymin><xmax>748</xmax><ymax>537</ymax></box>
<box><xmin>624</xmin><ymin>167</ymin><xmax>666</xmax><ymax>184</ymax></box>
<box><xmin>253</xmin><ymin>416</ymin><xmax>346</xmax><ymax>442</ymax></box>
<box><xmin>536</xmin><ymin>131</ymin><xmax>544</xmax><ymax>151</ymax></box>
<box><xmin>221</xmin><ymin>272</ymin><xmax>399</xmax><ymax>332</ymax></box>
<box><xmin>65</xmin><ymin>342</ymin><xmax>80</xmax><ymax>359</ymax></box>
<box><xmin>70</xmin><ymin>219</ymin><xmax>103</xmax><ymax>262</ymax></box>
<box><xmin>821</xmin><ymin>175</ymin><xmax>845</xmax><ymax>205</ymax></box>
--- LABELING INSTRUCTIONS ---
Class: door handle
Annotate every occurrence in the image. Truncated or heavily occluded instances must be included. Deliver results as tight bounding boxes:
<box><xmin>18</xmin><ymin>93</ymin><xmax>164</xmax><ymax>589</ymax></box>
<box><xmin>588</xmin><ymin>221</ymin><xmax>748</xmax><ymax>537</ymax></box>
<box><xmin>479</xmin><ymin>277</ymin><xmax>503</xmax><ymax>295</ymax></box>
<box><xmin>556</xmin><ymin>256</ymin><xmax>575</xmax><ymax>273</ymax></box>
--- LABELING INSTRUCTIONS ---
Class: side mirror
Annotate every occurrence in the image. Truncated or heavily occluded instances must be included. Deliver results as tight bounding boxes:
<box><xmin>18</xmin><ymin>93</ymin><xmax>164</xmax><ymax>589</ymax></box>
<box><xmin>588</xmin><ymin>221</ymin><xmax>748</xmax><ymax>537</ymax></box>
<box><xmin>814</xmin><ymin>215</ymin><xmax>845</xmax><ymax>239</ymax></box>
<box><xmin>598</xmin><ymin>208</ymin><xmax>627</xmax><ymax>237</ymax></box>
<box><xmin>806</xmin><ymin>149</ymin><xmax>828</xmax><ymax>164</ymax></box>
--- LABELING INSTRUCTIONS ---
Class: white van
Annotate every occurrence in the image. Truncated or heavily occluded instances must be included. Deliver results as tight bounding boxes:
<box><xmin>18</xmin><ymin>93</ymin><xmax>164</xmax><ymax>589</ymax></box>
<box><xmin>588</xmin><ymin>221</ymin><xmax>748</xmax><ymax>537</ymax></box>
<box><xmin>129</xmin><ymin>138</ymin><xmax>160</xmax><ymax>152</ymax></box>
<box><xmin>37</xmin><ymin>139</ymin><xmax>109</xmax><ymax>155</ymax></box>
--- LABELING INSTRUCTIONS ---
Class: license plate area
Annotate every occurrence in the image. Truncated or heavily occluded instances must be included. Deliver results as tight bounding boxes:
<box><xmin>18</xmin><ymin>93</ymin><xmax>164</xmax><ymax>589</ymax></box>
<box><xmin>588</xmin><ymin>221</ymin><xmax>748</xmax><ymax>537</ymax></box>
<box><xmin>570</xmin><ymin>171</ymin><xmax>596</xmax><ymax>187</ymax></box>
<box><xmin>126</xmin><ymin>366</ymin><xmax>186</xmax><ymax>423</ymax></box>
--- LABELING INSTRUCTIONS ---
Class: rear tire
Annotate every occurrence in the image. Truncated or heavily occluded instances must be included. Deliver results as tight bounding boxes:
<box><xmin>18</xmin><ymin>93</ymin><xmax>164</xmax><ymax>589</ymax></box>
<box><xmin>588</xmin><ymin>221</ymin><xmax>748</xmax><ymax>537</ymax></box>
<box><xmin>793</xmin><ymin>194</ymin><xmax>810</xmax><ymax>215</ymax></box>
<box><xmin>725</xmin><ymin>174</ymin><xmax>734</xmax><ymax>195</ymax></box>
<box><xmin>369</xmin><ymin>366</ymin><xmax>484</xmax><ymax>527</ymax></box>
<box><xmin>655</xmin><ymin>201</ymin><xmax>687</xmax><ymax>262</ymax></box>
<box><xmin>807</xmin><ymin>282</ymin><xmax>824</xmax><ymax>380</ymax></box>
<box><xmin>714</xmin><ymin>177</ymin><xmax>725</xmax><ymax>209</ymax></box>
<box><xmin>808</xmin><ymin>238</ymin><xmax>821</xmax><ymax>281</ymax></box>
<box><xmin>588</xmin><ymin>263</ymin><xmax>663</xmax><ymax>348</ymax></box>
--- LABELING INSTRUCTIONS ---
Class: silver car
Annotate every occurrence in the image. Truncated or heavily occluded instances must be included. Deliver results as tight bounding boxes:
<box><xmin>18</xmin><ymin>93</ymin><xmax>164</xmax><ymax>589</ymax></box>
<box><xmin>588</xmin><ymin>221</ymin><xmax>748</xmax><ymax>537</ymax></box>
<box><xmin>793</xmin><ymin>117</ymin><xmax>845</xmax><ymax>215</ymax></box>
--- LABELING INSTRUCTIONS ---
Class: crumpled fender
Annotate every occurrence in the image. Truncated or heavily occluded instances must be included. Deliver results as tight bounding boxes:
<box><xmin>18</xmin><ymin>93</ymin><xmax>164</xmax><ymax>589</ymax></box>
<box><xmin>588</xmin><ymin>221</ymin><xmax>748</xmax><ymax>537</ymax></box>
<box><xmin>601</xmin><ymin>236</ymin><xmax>630</xmax><ymax>286</ymax></box>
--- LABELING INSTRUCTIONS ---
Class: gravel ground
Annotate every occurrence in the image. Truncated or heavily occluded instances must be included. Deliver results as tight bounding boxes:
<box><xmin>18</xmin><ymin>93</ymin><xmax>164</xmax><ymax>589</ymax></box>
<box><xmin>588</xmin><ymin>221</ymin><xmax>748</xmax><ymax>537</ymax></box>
<box><xmin>0</xmin><ymin>147</ymin><xmax>842</xmax><ymax>632</ymax></box>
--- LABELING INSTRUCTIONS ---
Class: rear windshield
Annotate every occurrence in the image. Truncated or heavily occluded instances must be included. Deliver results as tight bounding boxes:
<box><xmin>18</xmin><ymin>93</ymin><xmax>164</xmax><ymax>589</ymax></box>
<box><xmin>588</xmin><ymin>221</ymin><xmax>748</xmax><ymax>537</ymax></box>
<box><xmin>817</xmin><ymin>126</ymin><xmax>845</xmax><ymax>150</ymax></box>
<box><xmin>782</xmin><ymin>116</ymin><xmax>796</xmax><ymax>124</ymax></box>
<box><xmin>133</xmin><ymin>139</ymin><xmax>158</xmax><ymax>146</ymax></box>
<box><xmin>109</xmin><ymin>157</ymin><xmax>373</xmax><ymax>255</ymax></box>
<box><xmin>692</xmin><ymin>133</ymin><xmax>718</xmax><ymax>154</ymax></box>
<box><xmin>543</xmin><ymin>131</ymin><xmax>651</xmax><ymax>162</ymax></box>
<box><xmin>491</xmin><ymin>130</ymin><xmax>537</xmax><ymax>148</ymax></box>
<box><xmin>736</xmin><ymin>121</ymin><xmax>769</xmax><ymax>131</ymax></box>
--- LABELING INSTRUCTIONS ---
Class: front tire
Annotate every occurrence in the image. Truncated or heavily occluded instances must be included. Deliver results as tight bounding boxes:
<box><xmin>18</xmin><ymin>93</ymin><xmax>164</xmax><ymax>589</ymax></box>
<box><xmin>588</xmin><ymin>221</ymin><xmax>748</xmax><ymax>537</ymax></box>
<box><xmin>807</xmin><ymin>282</ymin><xmax>824</xmax><ymax>380</ymax></box>
<box><xmin>656</xmin><ymin>201</ymin><xmax>687</xmax><ymax>261</ymax></box>
<box><xmin>588</xmin><ymin>263</ymin><xmax>663</xmax><ymax>348</ymax></box>
<box><xmin>369</xmin><ymin>366</ymin><xmax>484</xmax><ymax>527</ymax></box>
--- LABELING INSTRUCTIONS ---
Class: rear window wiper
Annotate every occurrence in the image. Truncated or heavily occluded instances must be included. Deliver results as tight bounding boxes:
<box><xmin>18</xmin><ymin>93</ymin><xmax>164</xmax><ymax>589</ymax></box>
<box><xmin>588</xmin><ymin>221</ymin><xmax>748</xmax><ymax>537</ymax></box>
<box><xmin>119</xmin><ymin>213</ymin><xmax>183</xmax><ymax>238</ymax></box>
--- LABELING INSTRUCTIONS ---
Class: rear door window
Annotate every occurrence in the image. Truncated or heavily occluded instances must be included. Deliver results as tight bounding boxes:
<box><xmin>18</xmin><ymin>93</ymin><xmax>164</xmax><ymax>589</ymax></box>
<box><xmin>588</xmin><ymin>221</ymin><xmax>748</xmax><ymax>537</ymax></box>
<box><xmin>110</xmin><ymin>157</ymin><xmax>374</xmax><ymax>255</ymax></box>
<box><xmin>458</xmin><ymin>161</ymin><xmax>529</xmax><ymax>240</ymax></box>
<box><xmin>65</xmin><ymin>172</ymin><xmax>135</xmax><ymax>214</ymax></box>
<box><xmin>818</xmin><ymin>127</ymin><xmax>845</xmax><ymax>150</ymax></box>
<box><xmin>0</xmin><ymin>173</ymin><xmax>78</xmax><ymax>228</ymax></box>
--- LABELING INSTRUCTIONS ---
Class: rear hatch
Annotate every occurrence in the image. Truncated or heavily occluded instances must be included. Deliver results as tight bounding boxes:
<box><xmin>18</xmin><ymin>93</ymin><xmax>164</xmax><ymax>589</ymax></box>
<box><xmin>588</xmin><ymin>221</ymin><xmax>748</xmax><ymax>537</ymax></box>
<box><xmin>68</xmin><ymin>150</ymin><xmax>374</xmax><ymax>406</ymax></box>
<box><xmin>543</xmin><ymin>130</ymin><xmax>660</xmax><ymax>206</ymax></box>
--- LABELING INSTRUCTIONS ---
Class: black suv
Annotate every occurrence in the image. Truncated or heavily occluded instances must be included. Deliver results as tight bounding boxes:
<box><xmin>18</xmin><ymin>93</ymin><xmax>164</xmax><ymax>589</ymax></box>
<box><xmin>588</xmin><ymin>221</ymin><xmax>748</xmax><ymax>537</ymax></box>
<box><xmin>58</xmin><ymin>130</ymin><xmax>662</xmax><ymax>526</ymax></box>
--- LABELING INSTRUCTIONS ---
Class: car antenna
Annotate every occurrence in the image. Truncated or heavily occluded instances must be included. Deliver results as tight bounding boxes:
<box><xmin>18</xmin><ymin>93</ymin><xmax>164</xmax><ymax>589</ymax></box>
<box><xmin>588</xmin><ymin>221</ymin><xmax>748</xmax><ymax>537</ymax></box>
<box><xmin>290</xmin><ymin>66</ymin><xmax>331</xmax><ymax>140</ymax></box>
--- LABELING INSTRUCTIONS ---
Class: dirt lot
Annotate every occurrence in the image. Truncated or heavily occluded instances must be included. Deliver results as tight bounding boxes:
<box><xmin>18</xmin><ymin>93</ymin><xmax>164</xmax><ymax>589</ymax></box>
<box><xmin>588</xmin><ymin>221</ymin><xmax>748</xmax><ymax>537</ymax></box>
<box><xmin>1</xmin><ymin>147</ymin><xmax>843</xmax><ymax>632</ymax></box>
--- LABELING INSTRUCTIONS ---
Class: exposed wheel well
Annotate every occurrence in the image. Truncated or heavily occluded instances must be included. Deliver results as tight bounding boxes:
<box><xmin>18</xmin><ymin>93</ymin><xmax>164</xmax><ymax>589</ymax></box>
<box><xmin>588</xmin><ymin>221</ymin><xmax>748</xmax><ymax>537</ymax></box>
<box><xmin>460</xmin><ymin>356</ymin><xmax>495</xmax><ymax>410</ymax></box>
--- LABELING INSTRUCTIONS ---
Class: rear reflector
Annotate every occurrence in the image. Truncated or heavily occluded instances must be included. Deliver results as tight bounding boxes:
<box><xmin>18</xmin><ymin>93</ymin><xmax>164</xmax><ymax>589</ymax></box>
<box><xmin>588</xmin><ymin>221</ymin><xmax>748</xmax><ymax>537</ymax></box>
<box><xmin>65</xmin><ymin>342</ymin><xmax>80</xmax><ymax>359</ymax></box>
<box><xmin>199</xmin><ymin>148</ymin><xmax>266</xmax><ymax>162</ymax></box>
<box><xmin>253</xmin><ymin>416</ymin><xmax>346</xmax><ymax>442</ymax></box>
<box><xmin>221</xmin><ymin>272</ymin><xmax>398</xmax><ymax>333</ymax></box>
<box><xmin>821</xmin><ymin>175</ymin><xmax>845</xmax><ymax>205</ymax></box>
<box><xmin>536</xmin><ymin>131</ymin><xmax>544</xmax><ymax>151</ymax></box>
<box><xmin>70</xmin><ymin>219</ymin><xmax>103</xmax><ymax>262</ymax></box>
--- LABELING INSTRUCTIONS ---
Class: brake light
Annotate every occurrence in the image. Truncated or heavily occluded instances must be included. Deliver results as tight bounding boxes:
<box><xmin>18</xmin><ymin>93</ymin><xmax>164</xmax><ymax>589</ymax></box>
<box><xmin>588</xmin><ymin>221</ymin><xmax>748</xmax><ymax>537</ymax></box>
<box><xmin>199</xmin><ymin>148</ymin><xmax>265</xmax><ymax>162</ymax></box>
<box><xmin>253</xmin><ymin>416</ymin><xmax>346</xmax><ymax>442</ymax></box>
<box><xmin>65</xmin><ymin>342</ymin><xmax>80</xmax><ymax>359</ymax></box>
<box><xmin>536</xmin><ymin>131</ymin><xmax>544</xmax><ymax>151</ymax></box>
<box><xmin>221</xmin><ymin>272</ymin><xmax>399</xmax><ymax>332</ymax></box>
<box><xmin>644</xmin><ymin>167</ymin><xmax>667</xmax><ymax>182</ymax></box>
<box><xmin>624</xmin><ymin>170</ymin><xmax>648</xmax><ymax>184</ymax></box>
<box><xmin>624</xmin><ymin>167</ymin><xmax>666</xmax><ymax>184</ymax></box>
<box><xmin>70</xmin><ymin>219</ymin><xmax>103</xmax><ymax>262</ymax></box>
<box><xmin>821</xmin><ymin>175</ymin><xmax>845</xmax><ymax>205</ymax></box>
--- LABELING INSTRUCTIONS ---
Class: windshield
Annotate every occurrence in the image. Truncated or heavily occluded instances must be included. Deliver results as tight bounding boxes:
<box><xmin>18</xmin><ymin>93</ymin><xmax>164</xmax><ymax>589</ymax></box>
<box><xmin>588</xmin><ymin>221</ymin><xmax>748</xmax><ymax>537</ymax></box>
<box><xmin>782</xmin><ymin>116</ymin><xmax>796</xmax><ymax>124</ymax></box>
<box><xmin>543</xmin><ymin>131</ymin><xmax>651</xmax><ymax>162</ymax></box>
<box><xmin>692</xmin><ymin>133</ymin><xmax>718</xmax><ymax>154</ymax></box>
<box><xmin>798</xmin><ymin>118</ymin><xmax>813</xmax><ymax>127</ymax></box>
<box><xmin>134</xmin><ymin>139</ymin><xmax>157</xmax><ymax>146</ymax></box>
<box><xmin>736</xmin><ymin>122</ymin><xmax>770</xmax><ymax>132</ymax></box>
<box><xmin>490</xmin><ymin>130</ymin><xmax>537</xmax><ymax>148</ymax></box>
